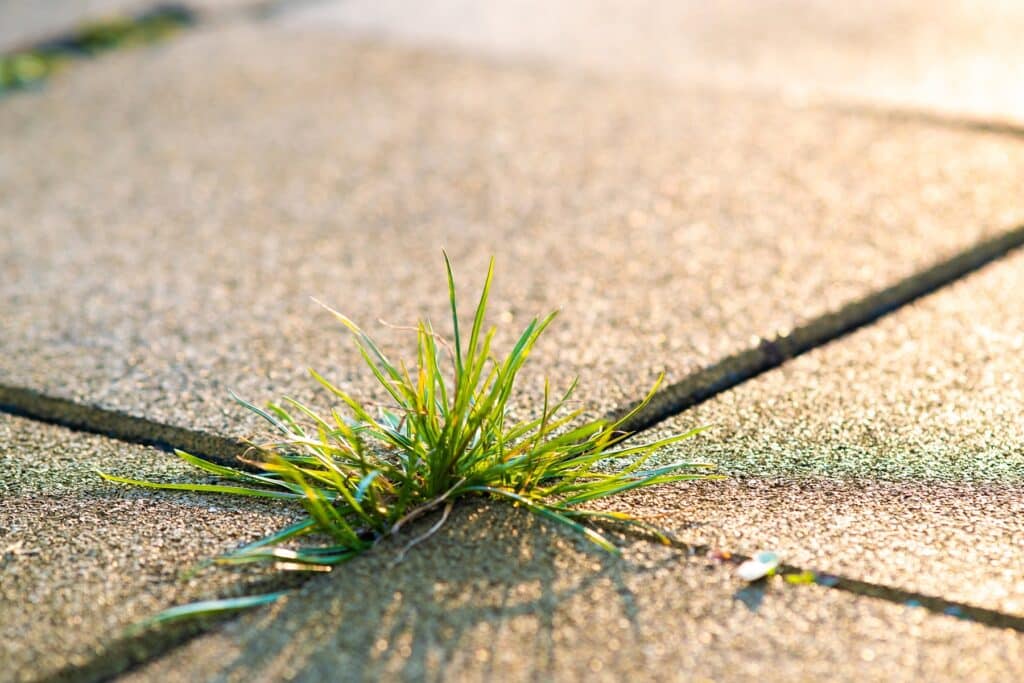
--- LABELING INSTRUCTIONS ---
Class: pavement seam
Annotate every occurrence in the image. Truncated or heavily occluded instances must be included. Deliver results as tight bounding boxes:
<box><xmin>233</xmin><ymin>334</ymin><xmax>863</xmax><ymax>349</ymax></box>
<box><xmin>32</xmin><ymin>573</ymin><xmax>312</xmax><ymax>683</ymax></box>
<box><xmin>0</xmin><ymin>0</ymin><xmax>321</xmax><ymax>98</ymax></box>
<box><xmin>0</xmin><ymin>5</ymin><xmax>196</xmax><ymax>95</ymax></box>
<box><xmin>14</xmin><ymin>230</ymin><xmax>1024</xmax><ymax>681</ymax></box>
<box><xmin>30</xmin><ymin>535</ymin><xmax>1024</xmax><ymax>683</ymax></box>
<box><xmin>609</xmin><ymin>223</ymin><xmax>1024</xmax><ymax>434</ymax></box>
<box><xmin>0</xmin><ymin>385</ymin><xmax>249</xmax><ymax>467</ymax></box>
<box><xmin>824</xmin><ymin>101</ymin><xmax>1024</xmax><ymax>141</ymax></box>
<box><xmin>7</xmin><ymin>224</ymin><xmax>1024</xmax><ymax>468</ymax></box>
<box><xmin>663</xmin><ymin>541</ymin><xmax>1024</xmax><ymax>634</ymax></box>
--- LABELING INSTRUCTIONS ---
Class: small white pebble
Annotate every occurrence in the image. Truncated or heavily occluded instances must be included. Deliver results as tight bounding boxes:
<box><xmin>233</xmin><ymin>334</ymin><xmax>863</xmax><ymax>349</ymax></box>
<box><xmin>737</xmin><ymin>552</ymin><xmax>780</xmax><ymax>581</ymax></box>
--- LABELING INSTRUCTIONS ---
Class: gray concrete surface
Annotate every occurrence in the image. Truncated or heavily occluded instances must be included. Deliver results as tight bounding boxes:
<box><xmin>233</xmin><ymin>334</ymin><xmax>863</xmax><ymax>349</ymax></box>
<box><xmin>614</xmin><ymin>478</ymin><xmax>1024</xmax><ymax>615</ymax></box>
<box><xmin>0</xmin><ymin>413</ymin><xmax>296</xmax><ymax>682</ymax></box>
<box><xmin>658</xmin><ymin>249</ymin><xmax>1024</xmax><ymax>482</ymax></box>
<box><xmin>3</xmin><ymin>23</ymin><xmax>1024</xmax><ymax>442</ymax></box>
<box><xmin>286</xmin><ymin>0</ymin><xmax>1024</xmax><ymax>125</ymax></box>
<box><xmin>125</xmin><ymin>504</ymin><xmax>1024</xmax><ymax>682</ymax></box>
<box><xmin>609</xmin><ymin>249</ymin><xmax>1024</xmax><ymax>616</ymax></box>
<box><xmin>3</xmin><ymin>6</ymin><xmax>1024</xmax><ymax>682</ymax></box>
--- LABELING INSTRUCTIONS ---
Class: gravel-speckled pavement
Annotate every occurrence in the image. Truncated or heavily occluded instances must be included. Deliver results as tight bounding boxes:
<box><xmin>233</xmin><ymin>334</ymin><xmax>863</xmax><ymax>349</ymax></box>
<box><xmin>3</xmin><ymin>2</ymin><xmax>1024</xmax><ymax>681</ymax></box>
<box><xmin>0</xmin><ymin>413</ymin><xmax>296</xmax><ymax>683</ymax></box>
<box><xmin>124</xmin><ymin>504</ymin><xmax>1024</xmax><ymax>683</ymax></box>
<box><xmin>3</xmin><ymin>23</ymin><xmax>1024</xmax><ymax>437</ymax></box>
<box><xmin>289</xmin><ymin>0</ymin><xmax>1024</xmax><ymax>125</ymax></box>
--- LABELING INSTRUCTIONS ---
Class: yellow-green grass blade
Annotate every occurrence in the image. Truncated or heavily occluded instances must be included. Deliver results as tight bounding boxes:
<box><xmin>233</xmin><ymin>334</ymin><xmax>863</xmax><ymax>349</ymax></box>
<box><xmin>97</xmin><ymin>471</ymin><xmax>304</xmax><ymax>500</ymax></box>
<box><xmin>173</xmin><ymin>449</ymin><xmax>300</xmax><ymax>492</ymax></box>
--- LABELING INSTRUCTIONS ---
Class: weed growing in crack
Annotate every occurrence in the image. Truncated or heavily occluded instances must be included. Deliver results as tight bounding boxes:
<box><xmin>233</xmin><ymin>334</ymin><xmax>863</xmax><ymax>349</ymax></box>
<box><xmin>100</xmin><ymin>254</ymin><xmax>718</xmax><ymax>621</ymax></box>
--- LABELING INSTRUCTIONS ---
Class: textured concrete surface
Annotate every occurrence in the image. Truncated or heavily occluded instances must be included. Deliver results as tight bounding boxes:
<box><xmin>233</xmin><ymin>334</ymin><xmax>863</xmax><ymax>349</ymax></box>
<box><xmin>658</xmin><ymin>249</ymin><xmax>1024</xmax><ymax>481</ymax></box>
<box><xmin>287</xmin><ymin>0</ymin><xmax>1024</xmax><ymax>125</ymax></box>
<box><xmin>4</xmin><ymin>7</ymin><xmax>1024</xmax><ymax>681</ymax></box>
<box><xmin>126</xmin><ymin>504</ymin><xmax>1024</xmax><ymax>682</ymax></box>
<box><xmin>0</xmin><ymin>413</ymin><xmax>297</xmax><ymax>682</ymax></box>
<box><xmin>612</xmin><ymin>478</ymin><xmax>1024</xmax><ymax>615</ymax></box>
<box><xmin>3</xmin><ymin>23</ymin><xmax>1024</xmax><ymax>441</ymax></box>
<box><xmin>594</xmin><ymin>247</ymin><xmax>1024</xmax><ymax>618</ymax></box>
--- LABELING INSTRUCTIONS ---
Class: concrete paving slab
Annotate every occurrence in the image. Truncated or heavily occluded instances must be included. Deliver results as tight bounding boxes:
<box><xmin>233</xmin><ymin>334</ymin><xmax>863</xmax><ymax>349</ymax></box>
<box><xmin>607</xmin><ymin>250</ymin><xmax>1024</xmax><ymax>616</ymax></box>
<box><xmin>612</xmin><ymin>478</ymin><xmax>1024</xmax><ymax>616</ymax></box>
<box><xmin>0</xmin><ymin>413</ymin><xmax>297</xmax><ymax>682</ymax></box>
<box><xmin>285</xmin><ymin>0</ymin><xmax>1024</xmax><ymax>125</ymax></box>
<box><xmin>659</xmin><ymin>249</ymin><xmax>1024</xmax><ymax>481</ymax></box>
<box><xmin>125</xmin><ymin>503</ymin><xmax>1024</xmax><ymax>682</ymax></box>
<box><xmin>3</xmin><ymin>23</ymin><xmax>1024</xmax><ymax>440</ymax></box>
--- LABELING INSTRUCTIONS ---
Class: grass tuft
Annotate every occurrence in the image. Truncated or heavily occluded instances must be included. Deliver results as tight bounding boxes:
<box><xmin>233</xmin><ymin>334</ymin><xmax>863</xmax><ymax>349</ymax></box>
<box><xmin>100</xmin><ymin>254</ymin><xmax>719</xmax><ymax>621</ymax></box>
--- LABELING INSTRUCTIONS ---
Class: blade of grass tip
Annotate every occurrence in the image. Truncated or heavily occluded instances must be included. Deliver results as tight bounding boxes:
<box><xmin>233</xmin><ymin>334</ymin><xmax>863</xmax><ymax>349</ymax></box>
<box><xmin>562</xmin><ymin>508</ymin><xmax>677</xmax><ymax>545</ymax></box>
<box><xmin>266</xmin><ymin>402</ymin><xmax>306</xmax><ymax>436</ymax></box>
<box><xmin>443</xmin><ymin>250</ymin><xmax>464</xmax><ymax>377</ymax></box>
<box><xmin>281</xmin><ymin>397</ymin><xmax>333</xmax><ymax>433</ymax></box>
<box><xmin>605</xmin><ymin>374</ymin><xmax>667</xmax><ymax>437</ymax></box>
<box><xmin>465</xmin><ymin>256</ymin><xmax>494</xmax><ymax>365</ymax></box>
<box><xmin>611</xmin><ymin>428</ymin><xmax>715</xmax><ymax>477</ymax></box>
<box><xmin>599</xmin><ymin>425</ymin><xmax>712</xmax><ymax>462</ymax></box>
<box><xmin>230</xmin><ymin>390</ymin><xmax>292</xmax><ymax>435</ymax></box>
<box><xmin>560</xmin><ymin>473</ymin><xmax>688</xmax><ymax>506</ymax></box>
<box><xmin>309</xmin><ymin>369</ymin><xmax>379</xmax><ymax>426</ymax></box>
<box><xmin>142</xmin><ymin>592</ymin><xmax>289</xmax><ymax>627</ymax></box>
<box><xmin>311</xmin><ymin>297</ymin><xmax>404</xmax><ymax>385</ymax></box>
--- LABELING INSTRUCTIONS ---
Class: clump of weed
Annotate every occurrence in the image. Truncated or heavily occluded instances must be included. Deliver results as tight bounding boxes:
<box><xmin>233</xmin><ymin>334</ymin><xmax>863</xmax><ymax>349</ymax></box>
<box><xmin>101</xmin><ymin>254</ymin><xmax>717</xmax><ymax>621</ymax></box>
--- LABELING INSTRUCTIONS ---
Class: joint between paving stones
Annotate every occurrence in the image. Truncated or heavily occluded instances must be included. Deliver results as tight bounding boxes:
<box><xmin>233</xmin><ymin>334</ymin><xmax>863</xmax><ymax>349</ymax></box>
<box><xmin>826</xmin><ymin>101</ymin><xmax>1024</xmax><ymax>141</ymax></box>
<box><xmin>5</xmin><ymin>217</ymin><xmax>1024</xmax><ymax>683</ymax></box>
<box><xmin>655</xmin><ymin>537</ymin><xmax>1024</xmax><ymax>635</ymax></box>
<box><xmin>610</xmin><ymin>222</ymin><xmax>1024</xmax><ymax>435</ymax></box>
<box><xmin>30</xmin><ymin>573</ymin><xmax>311</xmax><ymax>683</ymax></box>
<box><xmin>0</xmin><ymin>385</ymin><xmax>250</xmax><ymax>468</ymax></box>
<box><xmin>0</xmin><ymin>0</ymin><xmax>319</xmax><ymax>98</ymax></box>
<box><xmin>5</xmin><ymin>225</ymin><xmax>1024</xmax><ymax>479</ymax></box>
<box><xmin>31</xmin><ymin>532</ymin><xmax>1024</xmax><ymax>683</ymax></box>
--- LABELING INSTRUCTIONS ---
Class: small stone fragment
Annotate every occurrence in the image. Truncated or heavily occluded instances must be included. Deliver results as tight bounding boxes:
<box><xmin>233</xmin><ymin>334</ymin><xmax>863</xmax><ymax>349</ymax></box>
<box><xmin>736</xmin><ymin>551</ymin><xmax>780</xmax><ymax>581</ymax></box>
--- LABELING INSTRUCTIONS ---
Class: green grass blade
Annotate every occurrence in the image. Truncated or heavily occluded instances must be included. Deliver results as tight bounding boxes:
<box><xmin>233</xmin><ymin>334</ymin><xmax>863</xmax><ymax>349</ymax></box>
<box><xmin>143</xmin><ymin>592</ymin><xmax>288</xmax><ymax>626</ymax></box>
<box><xmin>173</xmin><ymin>450</ymin><xmax>299</xmax><ymax>491</ymax></box>
<box><xmin>230</xmin><ymin>390</ymin><xmax>292</xmax><ymax>435</ymax></box>
<box><xmin>100</xmin><ymin>253</ymin><xmax>720</xmax><ymax>626</ymax></box>
<box><xmin>443</xmin><ymin>250</ymin><xmax>464</xmax><ymax>377</ymax></box>
<box><xmin>97</xmin><ymin>471</ymin><xmax>304</xmax><ymax>500</ymax></box>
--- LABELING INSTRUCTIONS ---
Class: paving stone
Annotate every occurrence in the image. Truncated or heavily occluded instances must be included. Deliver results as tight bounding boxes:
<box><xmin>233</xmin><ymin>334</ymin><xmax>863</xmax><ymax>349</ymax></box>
<box><xmin>620</xmin><ymin>250</ymin><xmax>1024</xmax><ymax>615</ymax></box>
<box><xmin>658</xmin><ymin>249</ymin><xmax>1024</xmax><ymax>481</ymax></box>
<box><xmin>0</xmin><ymin>413</ymin><xmax>297</xmax><ymax>682</ymax></box>
<box><xmin>124</xmin><ymin>503</ymin><xmax>1024</xmax><ymax>682</ymax></box>
<box><xmin>285</xmin><ymin>0</ymin><xmax>1024</xmax><ymax>124</ymax></box>
<box><xmin>612</xmin><ymin>478</ymin><xmax>1024</xmax><ymax>616</ymax></box>
<box><xmin>3</xmin><ymin>23</ymin><xmax>1023</xmax><ymax>440</ymax></box>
